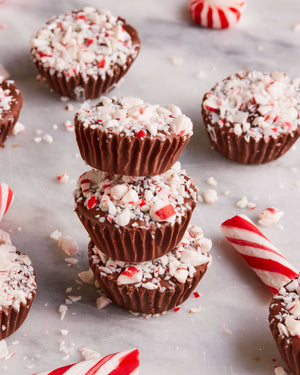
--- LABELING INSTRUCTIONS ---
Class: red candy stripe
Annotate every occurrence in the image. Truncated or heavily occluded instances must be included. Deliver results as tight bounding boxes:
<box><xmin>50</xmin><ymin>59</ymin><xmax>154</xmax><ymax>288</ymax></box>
<box><xmin>221</xmin><ymin>215</ymin><xmax>297</xmax><ymax>294</ymax></box>
<box><xmin>189</xmin><ymin>0</ymin><xmax>245</xmax><ymax>29</ymax></box>
<box><xmin>0</xmin><ymin>182</ymin><xmax>14</xmax><ymax>222</ymax></box>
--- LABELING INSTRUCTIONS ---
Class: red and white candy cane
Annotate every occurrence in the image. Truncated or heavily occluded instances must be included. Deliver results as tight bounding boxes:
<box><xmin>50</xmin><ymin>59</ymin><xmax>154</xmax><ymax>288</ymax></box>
<box><xmin>35</xmin><ymin>348</ymin><xmax>139</xmax><ymax>375</ymax></box>
<box><xmin>189</xmin><ymin>0</ymin><xmax>246</xmax><ymax>29</ymax></box>
<box><xmin>221</xmin><ymin>215</ymin><xmax>297</xmax><ymax>294</ymax></box>
<box><xmin>0</xmin><ymin>183</ymin><xmax>14</xmax><ymax>222</ymax></box>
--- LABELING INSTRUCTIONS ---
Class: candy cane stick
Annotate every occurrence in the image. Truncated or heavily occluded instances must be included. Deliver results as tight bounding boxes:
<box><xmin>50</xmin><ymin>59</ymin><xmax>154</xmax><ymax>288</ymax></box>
<box><xmin>0</xmin><ymin>183</ymin><xmax>14</xmax><ymax>221</ymax></box>
<box><xmin>221</xmin><ymin>215</ymin><xmax>297</xmax><ymax>294</ymax></box>
<box><xmin>35</xmin><ymin>348</ymin><xmax>139</xmax><ymax>375</ymax></box>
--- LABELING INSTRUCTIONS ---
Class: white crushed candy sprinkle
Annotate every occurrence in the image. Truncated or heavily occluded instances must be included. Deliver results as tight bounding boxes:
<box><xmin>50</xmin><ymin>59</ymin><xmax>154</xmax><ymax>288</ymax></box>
<box><xmin>236</xmin><ymin>196</ymin><xmax>248</xmax><ymax>208</ymax></box>
<box><xmin>274</xmin><ymin>366</ymin><xmax>289</xmax><ymax>375</ymax></box>
<box><xmin>56</xmin><ymin>173</ymin><xmax>70</xmax><ymax>184</ymax></box>
<box><xmin>247</xmin><ymin>201</ymin><xmax>256</xmax><ymax>210</ymax></box>
<box><xmin>292</xmin><ymin>145</ymin><xmax>297</xmax><ymax>151</ymax></box>
<box><xmin>12</xmin><ymin>122</ymin><xmax>25</xmax><ymax>136</ymax></box>
<box><xmin>58</xmin><ymin>340</ymin><xmax>75</xmax><ymax>360</ymax></box>
<box><xmin>42</xmin><ymin>134</ymin><xmax>53</xmax><ymax>144</ymax></box>
<box><xmin>168</xmin><ymin>56</ymin><xmax>184</xmax><ymax>65</ymax></box>
<box><xmin>60</xmin><ymin>329</ymin><xmax>69</xmax><ymax>336</ymax></box>
<box><xmin>205</xmin><ymin>176</ymin><xmax>217</xmax><ymax>186</ymax></box>
<box><xmin>222</xmin><ymin>190</ymin><xmax>230</xmax><ymax>196</ymax></box>
<box><xmin>68</xmin><ymin>295</ymin><xmax>81</xmax><ymax>303</ymax></box>
<box><xmin>0</xmin><ymin>65</ymin><xmax>10</xmax><ymax>79</ymax></box>
<box><xmin>52</xmin><ymin>124</ymin><xmax>58</xmax><ymax>130</ymax></box>
<box><xmin>49</xmin><ymin>229</ymin><xmax>62</xmax><ymax>241</ymax></box>
<box><xmin>30</xmin><ymin>8</ymin><xmax>139</xmax><ymax>89</ymax></box>
<box><xmin>64</xmin><ymin>257</ymin><xmax>78</xmax><ymax>265</ymax></box>
<box><xmin>195</xmin><ymin>71</ymin><xmax>206</xmax><ymax>79</ymax></box>
<box><xmin>203</xmin><ymin>71</ymin><xmax>300</xmax><ymax>142</ymax></box>
<box><xmin>33</xmin><ymin>137</ymin><xmax>42</xmax><ymax>143</ymax></box>
<box><xmin>17</xmin><ymin>227</ymin><xmax>22</xmax><ymax>232</ymax></box>
<box><xmin>92</xmin><ymin>225</ymin><xmax>212</xmax><ymax>289</ymax></box>
<box><xmin>36</xmin><ymin>129</ymin><xmax>43</xmax><ymax>135</ymax></box>
<box><xmin>220</xmin><ymin>324</ymin><xmax>233</xmax><ymax>336</ymax></box>
<box><xmin>96</xmin><ymin>296</ymin><xmax>112</xmax><ymax>309</ymax></box>
<box><xmin>0</xmin><ymin>340</ymin><xmax>9</xmax><ymax>360</ymax></box>
<box><xmin>65</xmin><ymin>287</ymin><xmax>72</xmax><ymax>293</ymax></box>
<box><xmin>258</xmin><ymin>207</ymin><xmax>283</xmax><ymax>226</ymax></box>
<box><xmin>293</xmin><ymin>23</ymin><xmax>300</xmax><ymax>32</ymax></box>
<box><xmin>78</xmin><ymin>269</ymin><xmax>94</xmax><ymax>285</ymax></box>
<box><xmin>11</xmin><ymin>341</ymin><xmax>19</xmax><ymax>346</ymax></box>
<box><xmin>58</xmin><ymin>235</ymin><xmax>78</xmax><ymax>256</ymax></box>
<box><xmin>58</xmin><ymin>304</ymin><xmax>68</xmax><ymax>321</ymax></box>
<box><xmin>76</xmin><ymin>97</ymin><xmax>193</xmax><ymax>138</ymax></box>
<box><xmin>189</xmin><ymin>306</ymin><xmax>203</xmax><ymax>314</ymax></box>
<box><xmin>202</xmin><ymin>189</ymin><xmax>218</xmax><ymax>204</ymax></box>
<box><xmin>79</xmin><ymin>347</ymin><xmax>101</xmax><ymax>361</ymax></box>
<box><xmin>64</xmin><ymin>120</ymin><xmax>74</xmax><ymax>132</ymax></box>
<box><xmin>61</xmin><ymin>97</ymin><xmax>69</xmax><ymax>102</ymax></box>
<box><xmin>75</xmin><ymin>162</ymin><xmax>197</xmax><ymax>227</ymax></box>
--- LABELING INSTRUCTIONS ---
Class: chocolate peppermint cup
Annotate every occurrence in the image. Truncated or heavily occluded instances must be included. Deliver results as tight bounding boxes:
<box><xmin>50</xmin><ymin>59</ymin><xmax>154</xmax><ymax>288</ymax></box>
<box><xmin>74</xmin><ymin>162</ymin><xmax>198</xmax><ymax>262</ymax></box>
<box><xmin>0</xmin><ymin>77</ymin><xmax>23</xmax><ymax>145</ymax></box>
<box><xmin>89</xmin><ymin>225</ymin><xmax>212</xmax><ymax>314</ymax></box>
<box><xmin>74</xmin><ymin>97</ymin><xmax>193</xmax><ymax>176</ymax></box>
<box><xmin>269</xmin><ymin>274</ymin><xmax>300</xmax><ymax>375</ymax></box>
<box><xmin>0</xmin><ymin>230</ymin><xmax>37</xmax><ymax>340</ymax></box>
<box><xmin>202</xmin><ymin>71</ymin><xmax>300</xmax><ymax>164</ymax></box>
<box><xmin>30</xmin><ymin>8</ymin><xmax>141</xmax><ymax>100</ymax></box>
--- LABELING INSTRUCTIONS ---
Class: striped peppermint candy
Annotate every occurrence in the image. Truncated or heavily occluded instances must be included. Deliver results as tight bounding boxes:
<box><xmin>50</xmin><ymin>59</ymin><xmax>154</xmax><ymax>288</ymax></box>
<box><xmin>189</xmin><ymin>0</ymin><xmax>246</xmax><ymax>29</ymax></box>
<box><xmin>0</xmin><ymin>183</ymin><xmax>14</xmax><ymax>221</ymax></box>
<box><xmin>221</xmin><ymin>215</ymin><xmax>297</xmax><ymax>294</ymax></box>
<box><xmin>35</xmin><ymin>348</ymin><xmax>139</xmax><ymax>375</ymax></box>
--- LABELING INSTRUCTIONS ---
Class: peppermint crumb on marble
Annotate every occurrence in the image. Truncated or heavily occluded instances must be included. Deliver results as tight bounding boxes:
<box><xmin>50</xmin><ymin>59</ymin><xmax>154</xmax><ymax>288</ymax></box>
<box><xmin>76</xmin><ymin>96</ymin><xmax>193</xmax><ymax>138</ymax></box>
<box><xmin>78</xmin><ymin>269</ymin><xmax>95</xmax><ymax>285</ymax></box>
<box><xmin>33</xmin><ymin>137</ymin><xmax>42</xmax><ymax>143</ymax></box>
<box><xmin>58</xmin><ymin>235</ymin><xmax>78</xmax><ymax>256</ymax></box>
<box><xmin>65</xmin><ymin>257</ymin><xmax>78</xmax><ymax>265</ymax></box>
<box><xmin>258</xmin><ymin>207</ymin><xmax>283</xmax><ymax>226</ymax></box>
<box><xmin>205</xmin><ymin>176</ymin><xmax>218</xmax><ymax>186</ymax></box>
<box><xmin>195</xmin><ymin>71</ymin><xmax>206</xmax><ymax>79</ymax></box>
<box><xmin>235</xmin><ymin>196</ymin><xmax>256</xmax><ymax>209</ymax></box>
<box><xmin>220</xmin><ymin>324</ymin><xmax>233</xmax><ymax>336</ymax></box>
<box><xmin>52</xmin><ymin>124</ymin><xmax>58</xmax><ymax>130</ymax></box>
<box><xmin>79</xmin><ymin>346</ymin><xmax>101</xmax><ymax>361</ymax></box>
<box><xmin>167</xmin><ymin>56</ymin><xmax>184</xmax><ymax>65</ymax></box>
<box><xmin>74</xmin><ymin>162</ymin><xmax>197</xmax><ymax>227</ymax></box>
<box><xmin>56</xmin><ymin>173</ymin><xmax>70</xmax><ymax>184</ymax></box>
<box><xmin>274</xmin><ymin>366</ymin><xmax>289</xmax><ymax>375</ymax></box>
<box><xmin>58</xmin><ymin>304</ymin><xmax>68</xmax><ymax>321</ymax></box>
<box><xmin>202</xmin><ymin>189</ymin><xmax>218</xmax><ymax>204</ymax></box>
<box><xmin>96</xmin><ymin>296</ymin><xmax>111</xmax><ymax>309</ymax></box>
<box><xmin>203</xmin><ymin>71</ymin><xmax>300</xmax><ymax>142</ymax></box>
<box><xmin>49</xmin><ymin>229</ymin><xmax>62</xmax><ymax>241</ymax></box>
<box><xmin>42</xmin><ymin>134</ymin><xmax>53</xmax><ymax>144</ymax></box>
<box><xmin>64</xmin><ymin>120</ymin><xmax>74</xmax><ymax>132</ymax></box>
<box><xmin>30</xmin><ymin>8</ymin><xmax>138</xmax><ymax>81</ymax></box>
<box><xmin>12</xmin><ymin>122</ymin><xmax>25</xmax><ymax>136</ymax></box>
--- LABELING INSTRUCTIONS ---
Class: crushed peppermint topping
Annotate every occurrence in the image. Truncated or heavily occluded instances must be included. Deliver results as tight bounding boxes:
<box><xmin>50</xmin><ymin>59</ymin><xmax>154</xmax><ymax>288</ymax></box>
<box><xmin>258</xmin><ymin>207</ymin><xmax>283</xmax><ymax>226</ymax></box>
<box><xmin>271</xmin><ymin>274</ymin><xmax>300</xmax><ymax>338</ymax></box>
<box><xmin>91</xmin><ymin>225</ymin><xmax>212</xmax><ymax>289</ymax></box>
<box><xmin>76</xmin><ymin>97</ymin><xmax>193</xmax><ymax>138</ymax></box>
<box><xmin>0</xmin><ymin>230</ymin><xmax>36</xmax><ymax>311</ymax></box>
<box><xmin>0</xmin><ymin>77</ymin><xmax>14</xmax><ymax>120</ymax></box>
<box><xmin>30</xmin><ymin>8</ymin><xmax>139</xmax><ymax>80</ymax></box>
<box><xmin>203</xmin><ymin>71</ymin><xmax>300</xmax><ymax>141</ymax></box>
<box><xmin>74</xmin><ymin>162</ymin><xmax>198</xmax><ymax>227</ymax></box>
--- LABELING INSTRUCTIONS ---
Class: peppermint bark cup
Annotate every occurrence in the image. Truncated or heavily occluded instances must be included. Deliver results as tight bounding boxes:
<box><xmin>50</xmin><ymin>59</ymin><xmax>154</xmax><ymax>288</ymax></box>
<box><xmin>75</xmin><ymin>97</ymin><xmax>193</xmax><ymax>176</ymax></box>
<box><xmin>0</xmin><ymin>230</ymin><xmax>37</xmax><ymax>339</ymax></box>
<box><xmin>30</xmin><ymin>8</ymin><xmax>141</xmax><ymax>100</ymax></box>
<box><xmin>74</xmin><ymin>162</ymin><xmax>198</xmax><ymax>262</ymax></box>
<box><xmin>202</xmin><ymin>71</ymin><xmax>300</xmax><ymax>164</ymax></box>
<box><xmin>0</xmin><ymin>77</ymin><xmax>23</xmax><ymax>145</ymax></box>
<box><xmin>89</xmin><ymin>225</ymin><xmax>212</xmax><ymax>314</ymax></box>
<box><xmin>269</xmin><ymin>275</ymin><xmax>300</xmax><ymax>375</ymax></box>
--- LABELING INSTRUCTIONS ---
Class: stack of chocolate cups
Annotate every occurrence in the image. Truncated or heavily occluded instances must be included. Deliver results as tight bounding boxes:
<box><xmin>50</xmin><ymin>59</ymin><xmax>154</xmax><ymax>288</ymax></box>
<box><xmin>73</xmin><ymin>97</ymin><xmax>212</xmax><ymax>314</ymax></box>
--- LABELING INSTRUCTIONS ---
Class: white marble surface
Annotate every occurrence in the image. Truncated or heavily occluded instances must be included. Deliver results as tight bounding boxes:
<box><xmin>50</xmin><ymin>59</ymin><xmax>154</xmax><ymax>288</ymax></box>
<box><xmin>1</xmin><ymin>0</ymin><xmax>300</xmax><ymax>374</ymax></box>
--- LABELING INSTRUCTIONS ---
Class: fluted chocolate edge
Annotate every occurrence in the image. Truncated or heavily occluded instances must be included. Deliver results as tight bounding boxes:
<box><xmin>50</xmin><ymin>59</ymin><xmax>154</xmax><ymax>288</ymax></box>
<box><xmin>0</xmin><ymin>292</ymin><xmax>36</xmax><ymax>340</ymax></box>
<box><xmin>31</xmin><ymin>24</ymin><xmax>141</xmax><ymax>100</ymax></box>
<box><xmin>89</xmin><ymin>245</ymin><xmax>209</xmax><ymax>314</ymax></box>
<box><xmin>202</xmin><ymin>97</ymin><xmax>300</xmax><ymax>165</ymax></box>
<box><xmin>75</xmin><ymin>198</ymin><xmax>196</xmax><ymax>262</ymax></box>
<box><xmin>74</xmin><ymin>119</ymin><xmax>191</xmax><ymax>175</ymax></box>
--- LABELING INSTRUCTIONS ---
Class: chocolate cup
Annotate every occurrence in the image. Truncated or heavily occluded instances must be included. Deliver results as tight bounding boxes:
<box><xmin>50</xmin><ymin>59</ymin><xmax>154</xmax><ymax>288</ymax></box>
<box><xmin>269</xmin><ymin>297</ymin><xmax>300</xmax><ymax>375</ymax></box>
<box><xmin>0</xmin><ymin>80</ymin><xmax>23</xmax><ymax>145</ymax></box>
<box><xmin>202</xmin><ymin>96</ymin><xmax>300</xmax><ymax>165</ymax></box>
<box><xmin>74</xmin><ymin>117</ymin><xmax>191</xmax><ymax>175</ymax></box>
<box><xmin>0</xmin><ymin>293</ymin><xmax>36</xmax><ymax>340</ymax></box>
<box><xmin>75</xmin><ymin>194</ymin><xmax>196</xmax><ymax>262</ymax></box>
<box><xmin>31</xmin><ymin>22</ymin><xmax>141</xmax><ymax>100</ymax></box>
<box><xmin>89</xmin><ymin>242</ymin><xmax>209</xmax><ymax>314</ymax></box>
